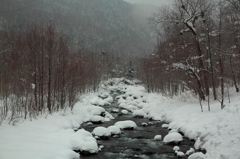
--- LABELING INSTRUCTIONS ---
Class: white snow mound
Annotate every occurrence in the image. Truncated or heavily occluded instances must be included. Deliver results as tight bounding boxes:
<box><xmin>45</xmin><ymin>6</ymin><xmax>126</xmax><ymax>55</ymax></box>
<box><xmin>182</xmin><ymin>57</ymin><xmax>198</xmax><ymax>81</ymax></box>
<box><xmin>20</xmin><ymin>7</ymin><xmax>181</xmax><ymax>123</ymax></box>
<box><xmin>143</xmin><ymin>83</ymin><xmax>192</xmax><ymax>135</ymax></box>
<box><xmin>121</xmin><ymin>110</ymin><xmax>129</xmax><ymax>114</ymax></box>
<box><xmin>162</xmin><ymin>124</ymin><xmax>169</xmax><ymax>128</ymax></box>
<box><xmin>186</xmin><ymin>148</ymin><xmax>195</xmax><ymax>155</ymax></box>
<box><xmin>92</xmin><ymin>127</ymin><xmax>111</xmax><ymax>137</ymax></box>
<box><xmin>72</xmin><ymin>129</ymin><xmax>98</xmax><ymax>153</ymax></box>
<box><xmin>188</xmin><ymin>152</ymin><xmax>205</xmax><ymax>159</ymax></box>
<box><xmin>173</xmin><ymin>146</ymin><xmax>180</xmax><ymax>151</ymax></box>
<box><xmin>87</xmin><ymin>106</ymin><xmax>105</xmax><ymax>115</ymax></box>
<box><xmin>114</xmin><ymin>120</ymin><xmax>137</xmax><ymax>129</ymax></box>
<box><xmin>89</xmin><ymin>115</ymin><xmax>105</xmax><ymax>123</ymax></box>
<box><xmin>177</xmin><ymin>151</ymin><xmax>185</xmax><ymax>157</ymax></box>
<box><xmin>132</xmin><ymin>109</ymin><xmax>146</xmax><ymax>118</ymax></box>
<box><xmin>154</xmin><ymin>135</ymin><xmax>162</xmax><ymax>141</ymax></box>
<box><xmin>163</xmin><ymin>132</ymin><xmax>183</xmax><ymax>144</ymax></box>
<box><xmin>107</xmin><ymin>126</ymin><xmax>121</xmax><ymax>135</ymax></box>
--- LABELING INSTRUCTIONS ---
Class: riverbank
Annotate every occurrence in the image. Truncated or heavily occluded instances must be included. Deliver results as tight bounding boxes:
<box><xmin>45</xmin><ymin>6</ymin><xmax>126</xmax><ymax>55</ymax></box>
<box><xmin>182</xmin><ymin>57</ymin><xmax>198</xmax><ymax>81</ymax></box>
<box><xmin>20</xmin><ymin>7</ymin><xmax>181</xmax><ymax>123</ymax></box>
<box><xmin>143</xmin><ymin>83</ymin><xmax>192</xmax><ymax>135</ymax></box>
<box><xmin>0</xmin><ymin>78</ymin><xmax>239</xmax><ymax>159</ymax></box>
<box><xmin>108</xmin><ymin>78</ymin><xmax>240</xmax><ymax>159</ymax></box>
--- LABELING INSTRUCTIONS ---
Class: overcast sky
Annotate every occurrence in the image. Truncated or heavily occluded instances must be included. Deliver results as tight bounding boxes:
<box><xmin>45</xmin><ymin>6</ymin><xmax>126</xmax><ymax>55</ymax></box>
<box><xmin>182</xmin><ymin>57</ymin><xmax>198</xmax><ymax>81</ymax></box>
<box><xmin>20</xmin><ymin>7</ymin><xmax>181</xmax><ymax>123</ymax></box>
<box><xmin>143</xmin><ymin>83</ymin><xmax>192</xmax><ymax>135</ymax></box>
<box><xmin>123</xmin><ymin>0</ymin><xmax>173</xmax><ymax>6</ymax></box>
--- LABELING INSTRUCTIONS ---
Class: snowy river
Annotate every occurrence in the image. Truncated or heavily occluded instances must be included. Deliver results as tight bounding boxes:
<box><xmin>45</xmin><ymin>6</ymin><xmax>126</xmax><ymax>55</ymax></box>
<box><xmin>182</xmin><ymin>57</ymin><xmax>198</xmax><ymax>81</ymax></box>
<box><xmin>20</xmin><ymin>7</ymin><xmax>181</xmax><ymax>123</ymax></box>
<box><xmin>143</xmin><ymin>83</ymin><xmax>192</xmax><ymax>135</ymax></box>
<box><xmin>81</xmin><ymin>93</ymin><xmax>197</xmax><ymax>159</ymax></box>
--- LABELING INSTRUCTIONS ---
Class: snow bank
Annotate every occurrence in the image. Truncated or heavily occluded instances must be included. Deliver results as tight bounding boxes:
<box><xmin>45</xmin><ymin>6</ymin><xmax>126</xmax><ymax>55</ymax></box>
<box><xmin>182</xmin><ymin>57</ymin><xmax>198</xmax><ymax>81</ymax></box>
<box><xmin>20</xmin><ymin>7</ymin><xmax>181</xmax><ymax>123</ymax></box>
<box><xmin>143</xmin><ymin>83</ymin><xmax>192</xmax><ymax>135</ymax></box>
<box><xmin>1</xmin><ymin>78</ymin><xmax>240</xmax><ymax>159</ymax></box>
<box><xmin>0</xmin><ymin>90</ymin><xmax>114</xmax><ymax>159</ymax></box>
<box><xmin>110</xmin><ymin>78</ymin><xmax>240</xmax><ymax>159</ymax></box>
<box><xmin>195</xmin><ymin>100</ymin><xmax>240</xmax><ymax>159</ymax></box>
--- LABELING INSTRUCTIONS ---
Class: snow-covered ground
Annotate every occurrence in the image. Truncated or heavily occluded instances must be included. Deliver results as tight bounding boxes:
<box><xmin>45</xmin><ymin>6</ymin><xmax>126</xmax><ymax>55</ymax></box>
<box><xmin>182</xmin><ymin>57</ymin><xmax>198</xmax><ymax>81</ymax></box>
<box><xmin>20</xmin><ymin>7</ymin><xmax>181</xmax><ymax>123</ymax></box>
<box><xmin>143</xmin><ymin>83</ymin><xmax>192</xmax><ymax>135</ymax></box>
<box><xmin>0</xmin><ymin>78</ymin><xmax>239</xmax><ymax>159</ymax></box>
<box><xmin>0</xmin><ymin>91</ymin><xmax>114</xmax><ymax>159</ymax></box>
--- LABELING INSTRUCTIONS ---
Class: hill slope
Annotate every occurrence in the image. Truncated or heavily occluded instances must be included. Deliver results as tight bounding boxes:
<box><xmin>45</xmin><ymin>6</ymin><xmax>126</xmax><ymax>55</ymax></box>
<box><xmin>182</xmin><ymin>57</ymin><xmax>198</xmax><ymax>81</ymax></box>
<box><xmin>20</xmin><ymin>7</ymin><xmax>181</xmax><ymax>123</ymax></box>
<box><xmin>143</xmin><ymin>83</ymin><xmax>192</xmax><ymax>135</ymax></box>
<box><xmin>0</xmin><ymin>0</ymin><xmax>153</xmax><ymax>56</ymax></box>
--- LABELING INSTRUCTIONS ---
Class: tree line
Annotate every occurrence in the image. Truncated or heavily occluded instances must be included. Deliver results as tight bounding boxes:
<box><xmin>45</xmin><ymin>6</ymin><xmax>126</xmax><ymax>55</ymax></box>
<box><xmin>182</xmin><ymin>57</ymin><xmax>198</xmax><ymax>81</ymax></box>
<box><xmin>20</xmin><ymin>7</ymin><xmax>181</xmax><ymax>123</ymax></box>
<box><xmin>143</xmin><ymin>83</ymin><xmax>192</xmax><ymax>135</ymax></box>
<box><xmin>0</xmin><ymin>25</ymin><xmax>126</xmax><ymax>124</ymax></box>
<box><xmin>138</xmin><ymin>0</ymin><xmax>240</xmax><ymax>111</ymax></box>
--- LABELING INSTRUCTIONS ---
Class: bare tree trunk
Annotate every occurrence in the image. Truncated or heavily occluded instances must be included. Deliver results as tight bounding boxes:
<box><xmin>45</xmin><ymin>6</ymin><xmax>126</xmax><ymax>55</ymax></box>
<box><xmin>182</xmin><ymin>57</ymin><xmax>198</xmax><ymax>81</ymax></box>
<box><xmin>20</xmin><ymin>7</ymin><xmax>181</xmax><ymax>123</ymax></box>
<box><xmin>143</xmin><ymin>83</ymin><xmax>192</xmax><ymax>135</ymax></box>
<box><xmin>195</xmin><ymin>37</ymin><xmax>208</xmax><ymax>100</ymax></box>
<box><xmin>218</xmin><ymin>5</ymin><xmax>225</xmax><ymax>109</ymax></box>
<box><xmin>230</xmin><ymin>57</ymin><xmax>239</xmax><ymax>92</ymax></box>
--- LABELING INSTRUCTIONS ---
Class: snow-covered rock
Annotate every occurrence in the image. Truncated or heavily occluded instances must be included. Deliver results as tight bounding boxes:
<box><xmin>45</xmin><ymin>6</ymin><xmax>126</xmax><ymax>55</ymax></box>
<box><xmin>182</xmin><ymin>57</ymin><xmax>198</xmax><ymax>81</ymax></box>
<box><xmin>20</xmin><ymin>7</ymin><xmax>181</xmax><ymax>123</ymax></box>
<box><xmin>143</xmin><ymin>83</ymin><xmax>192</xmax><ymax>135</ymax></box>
<box><xmin>107</xmin><ymin>126</ymin><xmax>121</xmax><ymax>135</ymax></box>
<box><xmin>98</xmin><ymin>92</ymin><xmax>109</xmax><ymax>99</ymax></box>
<box><xmin>89</xmin><ymin>115</ymin><xmax>105</xmax><ymax>124</ymax></box>
<box><xmin>148</xmin><ymin>122</ymin><xmax>153</xmax><ymax>125</ymax></box>
<box><xmin>162</xmin><ymin>124</ymin><xmax>169</xmax><ymax>128</ymax></box>
<box><xmin>105</xmin><ymin>112</ymin><xmax>114</xmax><ymax>120</ymax></box>
<box><xmin>186</xmin><ymin>148</ymin><xmax>195</xmax><ymax>156</ymax></box>
<box><xmin>72</xmin><ymin>129</ymin><xmax>99</xmax><ymax>154</ymax></box>
<box><xmin>105</xmin><ymin>96</ymin><xmax>113</xmax><ymax>103</ymax></box>
<box><xmin>114</xmin><ymin>120</ymin><xmax>137</xmax><ymax>130</ymax></box>
<box><xmin>87</xmin><ymin>106</ymin><xmax>105</xmax><ymax>116</ymax></box>
<box><xmin>163</xmin><ymin>132</ymin><xmax>183</xmax><ymax>144</ymax></box>
<box><xmin>98</xmin><ymin>145</ymin><xmax>104</xmax><ymax>151</ymax></box>
<box><xmin>177</xmin><ymin>151</ymin><xmax>185</xmax><ymax>158</ymax></box>
<box><xmin>188</xmin><ymin>152</ymin><xmax>205</xmax><ymax>159</ymax></box>
<box><xmin>141</xmin><ymin>122</ymin><xmax>148</xmax><ymax>126</ymax></box>
<box><xmin>132</xmin><ymin>109</ymin><xmax>146</xmax><ymax>118</ymax></box>
<box><xmin>173</xmin><ymin>146</ymin><xmax>180</xmax><ymax>151</ymax></box>
<box><xmin>111</xmin><ymin>109</ymin><xmax>119</xmax><ymax>113</ymax></box>
<box><xmin>92</xmin><ymin>127</ymin><xmax>111</xmax><ymax>139</ymax></box>
<box><xmin>154</xmin><ymin>135</ymin><xmax>162</xmax><ymax>141</ymax></box>
<box><xmin>121</xmin><ymin>109</ymin><xmax>129</xmax><ymax>114</ymax></box>
<box><xmin>118</xmin><ymin>103</ymin><xmax>138</xmax><ymax>112</ymax></box>
<box><xmin>86</xmin><ymin>122</ymin><xmax>93</xmax><ymax>126</ymax></box>
<box><xmin>90</xmin><ymin>96</ymin><xmax>110</xmax><ymax>106</ymax></box>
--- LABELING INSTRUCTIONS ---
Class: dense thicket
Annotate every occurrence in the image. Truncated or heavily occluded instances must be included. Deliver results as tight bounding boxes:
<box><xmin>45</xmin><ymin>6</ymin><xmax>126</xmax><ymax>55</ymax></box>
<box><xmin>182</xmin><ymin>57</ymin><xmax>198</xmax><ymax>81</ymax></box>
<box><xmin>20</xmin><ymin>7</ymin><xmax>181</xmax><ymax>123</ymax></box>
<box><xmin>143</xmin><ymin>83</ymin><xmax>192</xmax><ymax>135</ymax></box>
<box><xmin>138</xmin><ymin>0</ymin><xmax>240</xmax><ymax>110</ymax></box>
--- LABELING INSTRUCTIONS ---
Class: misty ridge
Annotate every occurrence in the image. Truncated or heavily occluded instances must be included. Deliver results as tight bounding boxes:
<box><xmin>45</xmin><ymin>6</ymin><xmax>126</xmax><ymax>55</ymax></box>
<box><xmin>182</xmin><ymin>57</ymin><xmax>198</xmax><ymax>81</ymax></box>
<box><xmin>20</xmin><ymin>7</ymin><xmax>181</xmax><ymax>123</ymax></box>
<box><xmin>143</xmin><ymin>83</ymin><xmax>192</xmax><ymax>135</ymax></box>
<box><xmin>0</xmin><ymin>0</ymin><xmax>156</xmax><ymax>56</ymax></box>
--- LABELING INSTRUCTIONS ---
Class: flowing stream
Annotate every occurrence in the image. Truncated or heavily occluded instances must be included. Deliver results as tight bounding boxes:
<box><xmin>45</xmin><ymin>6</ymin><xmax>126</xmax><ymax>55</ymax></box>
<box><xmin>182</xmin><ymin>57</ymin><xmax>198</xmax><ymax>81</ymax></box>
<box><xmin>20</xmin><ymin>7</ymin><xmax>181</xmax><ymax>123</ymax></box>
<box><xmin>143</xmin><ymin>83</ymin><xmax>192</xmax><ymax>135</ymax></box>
<box><xmin>81</xmin><ymin>93</ymin><xmax>196</xmax><ymax>159</ymax></box>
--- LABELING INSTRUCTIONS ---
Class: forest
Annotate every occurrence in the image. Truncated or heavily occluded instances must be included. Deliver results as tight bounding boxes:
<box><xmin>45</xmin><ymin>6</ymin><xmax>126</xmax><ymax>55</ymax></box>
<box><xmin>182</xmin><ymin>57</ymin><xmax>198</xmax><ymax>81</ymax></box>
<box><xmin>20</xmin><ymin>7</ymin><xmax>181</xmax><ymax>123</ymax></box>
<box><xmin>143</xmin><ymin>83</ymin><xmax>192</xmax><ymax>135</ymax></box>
<box><xmin>138</xmin><ymin>0</ymin><xmax>240</xmax><ymax>111</ymax></box>
<box><xmin>0</xmin><ymin>0</ymin><xmax>240</xmax><ymax>120</ymax></box>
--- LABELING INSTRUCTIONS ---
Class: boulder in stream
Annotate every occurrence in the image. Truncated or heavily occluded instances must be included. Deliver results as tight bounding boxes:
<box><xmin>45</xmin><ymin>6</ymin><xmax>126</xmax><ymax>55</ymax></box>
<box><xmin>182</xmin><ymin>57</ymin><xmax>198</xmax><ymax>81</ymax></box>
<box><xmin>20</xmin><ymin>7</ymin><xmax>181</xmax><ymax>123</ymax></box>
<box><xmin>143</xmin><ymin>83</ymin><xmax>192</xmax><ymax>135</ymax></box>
<box><xmin>132</xmin><ymin>109</ymin><xmax>146</xmax><ymax>118</ymax></box>
<box><xmin>114</xmin><ymin>120</ymin><xmax>137</xmax><ymax>130</ymax></box>
<box><xmin>92</xmin><ymin>127</ymin><xmax>111</xmax><ymax>140</ymax></box>
<box><xmin>163</xmin><ymin>132</ymin><xmax>183</xmax><ymax>144</ymax></box>
<box><xmin>107</xmin><ymin>126</ymin><xmax>121</xmax><ymax>135</ymax></box>
<box><xmin>154</xmin><ymin>135</ymin><xmax>162</xmax><ymax>141</ymax></box>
